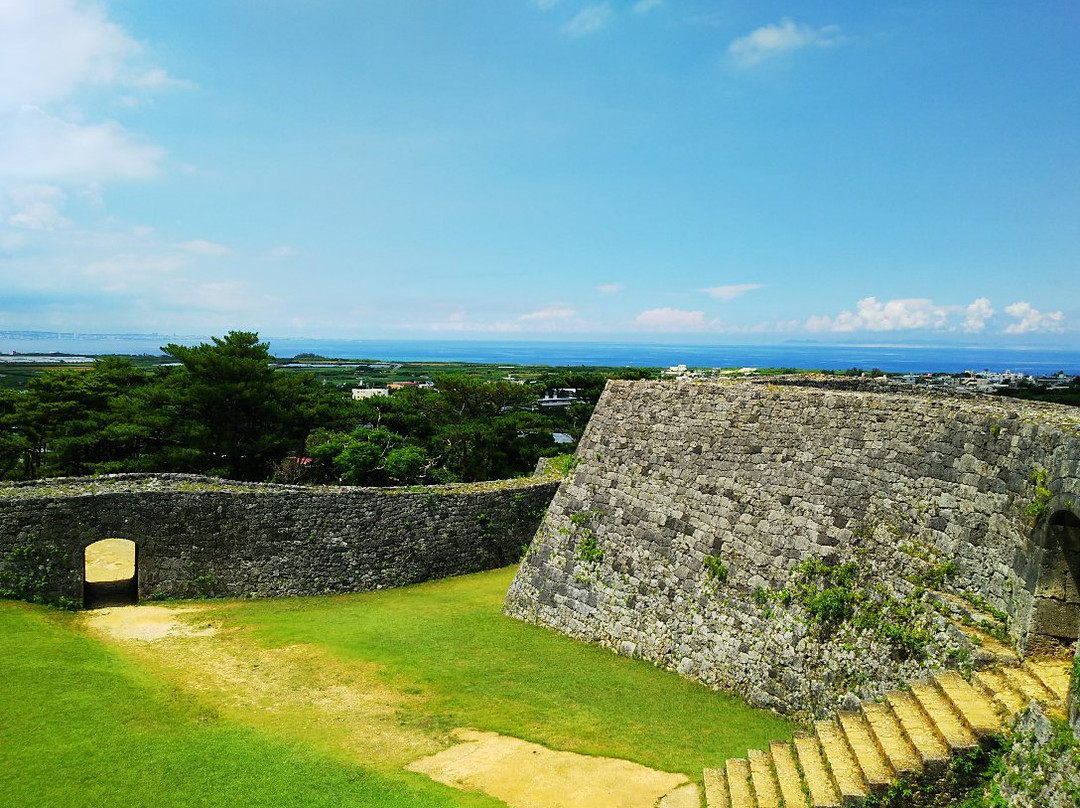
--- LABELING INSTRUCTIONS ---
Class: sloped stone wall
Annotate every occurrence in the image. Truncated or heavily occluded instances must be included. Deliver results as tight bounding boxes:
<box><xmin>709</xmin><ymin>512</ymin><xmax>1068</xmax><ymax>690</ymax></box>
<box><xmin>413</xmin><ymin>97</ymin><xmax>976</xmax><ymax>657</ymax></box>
<box><xmin>0</xmin><ymin>473</ymin><xmax>558</xmax><ymax>604</ymax></box>
<box><xmin>505</xmin><ymin>380</ymin><xmax>1080</xmax><ymax>719</ymax></box>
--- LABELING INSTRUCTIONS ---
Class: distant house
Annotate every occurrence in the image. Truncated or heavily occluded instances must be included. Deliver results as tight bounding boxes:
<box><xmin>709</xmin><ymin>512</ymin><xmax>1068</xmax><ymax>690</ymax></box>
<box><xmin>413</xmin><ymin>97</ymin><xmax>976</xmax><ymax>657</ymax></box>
<box><xmin>387</xmin><ymin>381</ymin><xmax>418</xmax><ymax>391</ymax></box>
<box><xmin>352</xmin><ymin>387</ymin><xmax>389</xmax><ymax>400</ymax></box>
<box><xmin>537</xmin><ymin>388</ymin><xmax>581</xmax><ymax>408</ymax></box>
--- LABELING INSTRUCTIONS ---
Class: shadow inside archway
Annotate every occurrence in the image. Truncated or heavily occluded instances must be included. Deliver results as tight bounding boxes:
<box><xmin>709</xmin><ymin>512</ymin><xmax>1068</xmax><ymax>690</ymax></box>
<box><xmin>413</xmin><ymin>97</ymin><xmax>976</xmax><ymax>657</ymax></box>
<box><xmin>1028</xmin><ymin>510</ymin><xmax>1080</xmax><ymax>653</ymax></box>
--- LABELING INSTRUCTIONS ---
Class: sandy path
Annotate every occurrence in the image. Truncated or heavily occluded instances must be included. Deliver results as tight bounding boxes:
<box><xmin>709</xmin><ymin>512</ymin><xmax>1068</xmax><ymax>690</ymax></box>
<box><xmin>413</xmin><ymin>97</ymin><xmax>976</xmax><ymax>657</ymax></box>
<box><xmin>81</xmin><ymin>605</ymin><xmax>700</xmax><ymax>808</ymax></box>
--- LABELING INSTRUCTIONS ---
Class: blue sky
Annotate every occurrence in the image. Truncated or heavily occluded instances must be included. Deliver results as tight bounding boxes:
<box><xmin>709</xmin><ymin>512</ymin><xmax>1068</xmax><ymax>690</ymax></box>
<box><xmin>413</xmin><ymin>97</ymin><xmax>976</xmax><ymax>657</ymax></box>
<box><xmin>0</xmin><ymin>1</ymin><xmax>1076</xmax><ymax>344</ymax></box>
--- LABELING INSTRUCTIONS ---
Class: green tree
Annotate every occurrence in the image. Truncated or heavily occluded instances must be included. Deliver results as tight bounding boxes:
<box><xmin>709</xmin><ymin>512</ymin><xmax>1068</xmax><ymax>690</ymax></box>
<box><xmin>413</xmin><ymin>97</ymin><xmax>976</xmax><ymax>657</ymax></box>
<box><xmin>161</xmin><ymin>331</ymin><xmax>344</xmax><ymax>480</ymax></box>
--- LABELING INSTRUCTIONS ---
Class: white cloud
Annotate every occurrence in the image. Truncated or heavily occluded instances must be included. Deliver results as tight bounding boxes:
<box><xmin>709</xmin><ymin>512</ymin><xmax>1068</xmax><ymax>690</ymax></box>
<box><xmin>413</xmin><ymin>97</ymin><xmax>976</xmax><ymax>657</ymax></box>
<box><xmin>564</xmin><ymin>3</ymin><xmax>614</xmax><ymax>37</ymax></box>
<box><xmin>963</xmin><ymin>297</ymin><xmax>994</xmax><ymax>333</ymax></box>
<box><xmin>179</xmin><ymin>240</ymin><xmax>231</xmax><ymax>256</ymax></box>
<box><xmin>267</xmin><ymin>245</ymin><xmax>297</xmax><ymax>260</ymax></box>
<box><xmin>82</xmin><ymin>252</ymin><xmax>185</xmax><ymax>292</ymax></box>
<box><xmin>0</xmin><ymin>105</ymin><xmax>163</xmax><ymax>182</ymax></box>
<box><xmin>520</xmin><ymin>304</ymin><xmax>576</xmax><ymax>321</ymax></box>
<box><xmin>806</xmin><ymin>297</ymin><xmax>950</xmax><ymax>333</ymax></box>
<box><xmin>0</xmin><ymin>0</ymin><xmax>135</xmax><ymax>110</ymax></box>
<box><xmin>634</xmin><ymin>307</ymin><xmax>711</xmax><ymax>332</ymax></box>
<box><xmin>701</xmin><ymin>283</ymin><xmax>764</xmax><ymax>301</ymax></box>
<box><xmin>597</xmin><ymin>283</ymin><xmax>625</xmax><ymax>295</ymax></box>
<box><xmin>1003</xmin><ymin>302</ymin><xmax>1065</xmax><ymax>334</ymax></box>
<box><xmin>632</xmin><ymin>0</ymin><xmax>663</xmax><ymax>14</ymax></box>
<box><xmin>0</xmin><ymin>0</ymin><xmax>188</xmax><ymax>110</ymax></box>
<box><xmin>5</xmin><ymin>184</ymin><xmax>70</xmax><ymax>229</ymax></box>
<box><xmin>130</xmin><ymin>67</ymin><xmax>192</xmax><ymax>91</ymax></box>
<box><xmin>728</xmin><ymin>18</ymin><xmax>843</xmax><ymax>68</ymax></box>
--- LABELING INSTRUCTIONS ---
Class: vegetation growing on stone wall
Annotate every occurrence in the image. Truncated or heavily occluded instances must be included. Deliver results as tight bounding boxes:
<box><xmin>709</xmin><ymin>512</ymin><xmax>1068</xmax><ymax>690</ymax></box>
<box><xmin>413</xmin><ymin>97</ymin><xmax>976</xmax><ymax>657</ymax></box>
<box><xmin>755</xmin><ymin>559</ymin><xmax>936</xmax><ymax>660</ymax></box>
<box><xmin>957</xmin><ymin>710</ymin><xmax>1080</xmax><ymax>808</ymax></box>
<box><xmin>917</xmin><ymin>559</ymin><xmax>959</xmax><ymax>590</ymax></box>
<box><xmin>1025</xmin><ymin>467</ymin><xmax>1053</xmax><ymax>527</ymax></box>
<box><xmin>702</xmin><ymin>555</ymin><xmax>728</xmax><ymax>585</ymax></box>
<box><xmin>576</xmin><ymin>534</ymin><xmax>603</xmax><ymax>564</ymax></box>
<box><xmin>562</xmin><ymin>509</ymin><xmax>604</xmax><ymax>564</ymax></box>
<box><xmin>0</xmin><ymin>537</ymin><xmax>76</xmax><ymax>609</ymax></box>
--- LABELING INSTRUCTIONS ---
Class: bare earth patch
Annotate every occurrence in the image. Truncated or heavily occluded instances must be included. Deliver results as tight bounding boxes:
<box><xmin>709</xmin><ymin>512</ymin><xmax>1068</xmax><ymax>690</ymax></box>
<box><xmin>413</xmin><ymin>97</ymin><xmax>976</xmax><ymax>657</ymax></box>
<box><xmin>80</xmin><ymin>605</ymin><xmax>699</xmax><ymax>807</ymax></box>
<box><xmin>87</xmin><ymin>606</ymin><xmax>218</xmax><ymax>642</ymax></box>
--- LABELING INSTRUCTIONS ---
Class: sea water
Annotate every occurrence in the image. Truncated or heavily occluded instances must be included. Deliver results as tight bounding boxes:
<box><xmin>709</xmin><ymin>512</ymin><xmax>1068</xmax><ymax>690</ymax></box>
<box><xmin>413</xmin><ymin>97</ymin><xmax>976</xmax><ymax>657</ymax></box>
<box><xmin>2</xmin><ymin>333</ymin><xmax>1079</xmax><ymax>375</ymax></box>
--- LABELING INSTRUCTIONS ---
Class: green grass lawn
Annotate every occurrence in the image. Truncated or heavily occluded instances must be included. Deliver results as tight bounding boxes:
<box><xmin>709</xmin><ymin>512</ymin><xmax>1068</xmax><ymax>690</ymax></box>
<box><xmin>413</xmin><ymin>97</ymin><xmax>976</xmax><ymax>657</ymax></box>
<box><xmin>1</xmin><ymin>566</ymin><xmax>796</xmax><ymax>806</ymax></box>
<box><xmin>218</xmin><ymin>566</ymin><xmax>797</xmax><ymax>777</ymax></box>
<box><xmin>0</xmin><ymin>601</ymin><xmax>502</xmax><ymax>808</ymax></box>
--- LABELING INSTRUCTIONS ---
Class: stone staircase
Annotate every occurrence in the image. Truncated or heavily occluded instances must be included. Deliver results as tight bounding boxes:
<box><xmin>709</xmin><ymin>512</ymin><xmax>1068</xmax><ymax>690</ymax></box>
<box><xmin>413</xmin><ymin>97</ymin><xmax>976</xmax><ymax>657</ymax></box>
<box><xmin>702</xmin><ymin>657</ymin><xmax>1072</xmax><ymax>808</ymax></box>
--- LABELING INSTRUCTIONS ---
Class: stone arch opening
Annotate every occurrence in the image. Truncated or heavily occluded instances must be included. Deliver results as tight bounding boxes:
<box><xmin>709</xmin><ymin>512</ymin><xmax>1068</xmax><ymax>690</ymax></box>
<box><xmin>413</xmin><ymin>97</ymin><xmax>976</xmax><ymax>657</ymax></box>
<box><xmin>83</xmin><ymin>538</ymin><xmax>138</xmax><ymax>609</ymax></box>
<box><xmin>1028</xmin><ymin>510</ymin><xmax>1080</xmax><ymax>653</ymax></box>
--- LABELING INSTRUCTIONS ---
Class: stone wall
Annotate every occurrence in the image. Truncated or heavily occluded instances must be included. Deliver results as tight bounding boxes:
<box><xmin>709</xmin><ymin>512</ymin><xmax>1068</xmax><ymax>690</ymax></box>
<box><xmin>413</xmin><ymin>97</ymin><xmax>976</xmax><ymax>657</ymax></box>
<box><xmin>986</xmin><ymin>702</ymin><xmax>1080</xmax><ymax>808</ymax></box>
<box><xmin>0</xmin><ymin>473</ymin><xmax>558</xmax><ymax>604</ymax></box>
<box><xmin>505</xmin><ymin>379</ymin><xmax>1080</xmax><ymax>719</ymax></box>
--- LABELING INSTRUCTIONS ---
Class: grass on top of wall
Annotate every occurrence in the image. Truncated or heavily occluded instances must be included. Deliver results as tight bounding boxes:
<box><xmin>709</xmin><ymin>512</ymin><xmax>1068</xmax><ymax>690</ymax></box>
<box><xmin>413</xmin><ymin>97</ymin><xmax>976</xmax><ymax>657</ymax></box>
<box><xmin>220</xmin><ymin>566</ymin><xmax>798</xmax><ymax>778</ymax></box>
<box><xmin>0</xmin><ymin>602</ymin><xmax>502</xmax><ymax>808</ymax></box>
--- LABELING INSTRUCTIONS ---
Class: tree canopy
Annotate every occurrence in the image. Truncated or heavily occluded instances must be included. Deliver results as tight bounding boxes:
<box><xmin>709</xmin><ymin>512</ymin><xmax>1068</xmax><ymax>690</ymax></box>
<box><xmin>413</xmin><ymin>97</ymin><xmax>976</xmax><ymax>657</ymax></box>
<box><xmin>0</xmin><ymin>332</ymin><xmax>640</xmax><ymax>485</ymax></box>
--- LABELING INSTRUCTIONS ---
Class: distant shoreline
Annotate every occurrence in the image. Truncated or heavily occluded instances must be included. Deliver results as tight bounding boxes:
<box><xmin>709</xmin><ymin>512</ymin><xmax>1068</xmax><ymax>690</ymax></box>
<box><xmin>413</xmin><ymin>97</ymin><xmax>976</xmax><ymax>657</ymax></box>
<box><xmin>1</xmin><ymin>333</ymin><xmax>1078</xmax><ymax>375</ymax></box>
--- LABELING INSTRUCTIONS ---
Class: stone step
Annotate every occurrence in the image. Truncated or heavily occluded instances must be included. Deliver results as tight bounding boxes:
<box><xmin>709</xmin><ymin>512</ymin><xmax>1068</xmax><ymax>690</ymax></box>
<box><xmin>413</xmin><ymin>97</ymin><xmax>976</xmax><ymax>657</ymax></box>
<box><xmin>861</xmin><ymin>701</ymin><xmax>922</xmax><ymax>777</ymax></box>
<box><xmin>726</xmin><ymin>758</ymin><xmax>754</xmax><ymax>808</ymax></box>
<box><xmin>1000</xmin><ymin>665</ymin><xmax>1056</xmax><ymax>704</ymax></box>
<box><xmin>909</xmin><ymin>680</ymin><xmax>979</xmax><ymax>753</ymax></box>
<box><xmin>748</xmin><ymin>747</ymin><xmax>781</xmax><ymax>808</ymax></box>
<box><xmin>885</xmin><ymin>691</ymin><xmax>950</xmax><ymax>777</ymax></box>
<box><xmin>972</xmin><ymin>668</ymin><xmax>1028</xmax><ymax>716</ymax></box>
<box><xmin>955</xmin><ymin>625</ymin><xmax>1019</xmax><ymax>668</ymax></box>
<box><xmin>703</xmin><ymin>767</ymin><xmax>730</xmax><ymax>808</ymax></box>
<box><xmin>793</xmin><ymin>732</ymin><xmax>841</xmax><ymax>808</ymax></box>
<box><xmin>769</xmin><ymin>741</ymin><xmax>810</xmax><ymax>808</ymax></box>
<box><xmin>837</xmin><ymin>711</ymin><xmax>894</xmax><ymax>793</ymax></box>
<box><xmin>933</xmin><ymin>671</ymin><xmax>1003</xmax><ymax>740</ymax></box>
<box><xmin>815</xmin><ymin>719</ymin><xmax>869</xmax><ymax>804</ymax></box>
<box><xmin>1022</xmin><ymin>659</ymin><xmax>1072</xmax><ymax>701</ymax></box>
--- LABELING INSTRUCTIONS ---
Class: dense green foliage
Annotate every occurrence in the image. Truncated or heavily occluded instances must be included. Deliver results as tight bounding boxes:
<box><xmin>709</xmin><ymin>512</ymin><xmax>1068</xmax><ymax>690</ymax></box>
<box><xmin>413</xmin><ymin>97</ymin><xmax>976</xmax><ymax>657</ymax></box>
<box><xmin>219</xmin><ymin>567</ymin><xmax>796</xmax><ymax>776</ymax></box>
<box><xmin>0</xmin><ymin>602</ymin><xmax>503</xmax><ymax>808</ymax></box>
<box><xmin>0</xmin><ymin>332</ymin><xmax>649</xmax><ymax>484</ymax></box>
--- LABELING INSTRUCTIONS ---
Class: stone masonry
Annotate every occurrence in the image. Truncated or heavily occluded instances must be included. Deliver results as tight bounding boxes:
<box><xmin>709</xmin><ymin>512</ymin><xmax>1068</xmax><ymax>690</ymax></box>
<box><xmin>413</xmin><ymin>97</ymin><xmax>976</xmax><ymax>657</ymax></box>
<box><xmin>505</xmin><ymin>379</ymin><xmax>1080</xmax><ymax>720</ymax></box>
<box><xmin>0</xmin><ymin>473</ymin><xmax>558</xmax><ymax>604</ymax></box>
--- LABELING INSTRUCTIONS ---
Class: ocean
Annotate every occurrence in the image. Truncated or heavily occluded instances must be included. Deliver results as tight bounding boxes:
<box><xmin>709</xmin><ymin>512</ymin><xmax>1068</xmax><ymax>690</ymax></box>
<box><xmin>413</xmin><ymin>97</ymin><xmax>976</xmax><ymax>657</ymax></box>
<box><xmin>2</xmin><ymin>333</ymin><xmax>1079</xmax><ymax>375</ymax></box>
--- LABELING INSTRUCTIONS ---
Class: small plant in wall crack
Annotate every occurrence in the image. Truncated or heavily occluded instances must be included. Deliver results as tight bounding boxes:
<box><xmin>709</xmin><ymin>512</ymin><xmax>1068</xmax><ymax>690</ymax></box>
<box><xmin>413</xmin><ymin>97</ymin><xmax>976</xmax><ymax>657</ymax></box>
<box><xmin>576</xmin><ymin>533</ymin><xmax>603</xmax><ymax>564</ymax></box>
<box><xmin>565</xmin><ymin>508</ymin><xmax>605</xmax><ymax>564</ymax></box>
<box><xmin>1024</xmin><ymin>467</ymin><xmax>1052</xmax><ymax>527</ymax></box>
<box><xmin>702</xmin><ymin>554</ymin><xmax>728</xmax><ymax>585</ymax></box>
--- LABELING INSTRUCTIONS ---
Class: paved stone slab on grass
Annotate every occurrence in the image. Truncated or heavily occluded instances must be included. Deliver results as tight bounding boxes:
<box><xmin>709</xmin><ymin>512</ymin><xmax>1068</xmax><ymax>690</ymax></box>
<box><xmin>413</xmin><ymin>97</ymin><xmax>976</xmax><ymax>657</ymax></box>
<box><xmin>408</xmin><ymin>728</ymin><xmax>695</xmax><ymax>808</ymax></box>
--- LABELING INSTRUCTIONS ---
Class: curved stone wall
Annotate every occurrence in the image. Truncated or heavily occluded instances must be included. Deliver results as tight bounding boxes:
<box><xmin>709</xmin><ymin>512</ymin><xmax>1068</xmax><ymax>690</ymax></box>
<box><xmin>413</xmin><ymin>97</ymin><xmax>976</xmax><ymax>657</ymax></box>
<box><xmin>505</xmin><ymin>379</ymin><xmax>1080</xmax><ymax>719</ymax></box>
<box><xmin>0</xmin><ymin>473</ymin><xmax>559</xmax><ymax>605</ymax></box>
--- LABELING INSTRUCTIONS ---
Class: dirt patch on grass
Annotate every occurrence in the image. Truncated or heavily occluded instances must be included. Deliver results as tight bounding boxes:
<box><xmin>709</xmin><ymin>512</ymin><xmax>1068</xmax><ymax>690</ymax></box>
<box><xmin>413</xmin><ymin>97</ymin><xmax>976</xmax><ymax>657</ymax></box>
<box><xmin>81</xmin><ymin>603</ymin><xmax>440</xmax><ymax>769</ymax></box>
<box><xmin>87</xmin><ymin>606</ymin><xmax>217</xmax><ymax>642</ymax></box>
<box><xmin>80</xmin><ymin>604</ymin><xmax>700</xmax><ymax>807</ymax></box>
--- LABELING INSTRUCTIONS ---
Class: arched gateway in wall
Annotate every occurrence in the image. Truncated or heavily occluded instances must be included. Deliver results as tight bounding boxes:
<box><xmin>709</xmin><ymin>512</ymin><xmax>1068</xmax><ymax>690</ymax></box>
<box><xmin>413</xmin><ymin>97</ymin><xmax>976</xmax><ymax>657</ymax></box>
<box><xmin>83</xmin><ymin>538</ymin><xmax>138</xmax><ymax>608</ymax></box>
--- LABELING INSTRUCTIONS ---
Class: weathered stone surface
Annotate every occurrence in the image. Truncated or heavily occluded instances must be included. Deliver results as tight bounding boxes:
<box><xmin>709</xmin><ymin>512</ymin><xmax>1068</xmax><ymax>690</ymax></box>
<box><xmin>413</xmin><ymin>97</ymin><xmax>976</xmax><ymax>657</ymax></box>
<box><xmin>505</xmin><ymin>379</ymin><xmax>1080</xmax><ymax>719</ymax></box>
<box><xmin>0</xmin><ymin>473</ymin><xmax>558</xmax><ymax>603</ymax></box>
<box><xmin>992</xmin><ymin>702</ymin><xmax>1080</xmax><ymax>808</ymax></box>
